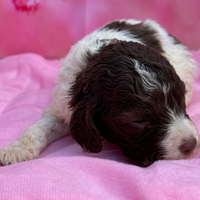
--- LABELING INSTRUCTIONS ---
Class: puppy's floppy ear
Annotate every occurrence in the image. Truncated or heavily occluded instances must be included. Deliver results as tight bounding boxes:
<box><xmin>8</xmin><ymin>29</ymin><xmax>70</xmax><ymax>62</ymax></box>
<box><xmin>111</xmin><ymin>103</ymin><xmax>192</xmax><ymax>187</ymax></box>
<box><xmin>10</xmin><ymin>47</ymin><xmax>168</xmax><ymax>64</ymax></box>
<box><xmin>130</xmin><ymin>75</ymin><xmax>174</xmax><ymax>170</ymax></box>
<box><xmin>69</xmin><ymin>71</ymin><xmax>102</xmax><ymax>153</ymax></box>
<box><xmin>69</xmin><ymin>100</ymin><xmax>102</xmax><ymax>153</ymax></box>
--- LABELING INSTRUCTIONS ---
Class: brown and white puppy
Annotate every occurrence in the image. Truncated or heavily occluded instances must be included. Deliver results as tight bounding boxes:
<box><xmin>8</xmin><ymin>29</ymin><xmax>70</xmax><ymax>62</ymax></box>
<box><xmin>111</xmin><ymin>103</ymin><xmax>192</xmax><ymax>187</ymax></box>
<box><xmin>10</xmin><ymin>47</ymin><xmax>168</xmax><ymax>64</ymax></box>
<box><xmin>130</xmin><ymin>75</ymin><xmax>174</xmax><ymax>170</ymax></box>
<box><xmin>0</xmin><ymin>19</ymin><xmax>199</xmax><ymax>166</ymax></box>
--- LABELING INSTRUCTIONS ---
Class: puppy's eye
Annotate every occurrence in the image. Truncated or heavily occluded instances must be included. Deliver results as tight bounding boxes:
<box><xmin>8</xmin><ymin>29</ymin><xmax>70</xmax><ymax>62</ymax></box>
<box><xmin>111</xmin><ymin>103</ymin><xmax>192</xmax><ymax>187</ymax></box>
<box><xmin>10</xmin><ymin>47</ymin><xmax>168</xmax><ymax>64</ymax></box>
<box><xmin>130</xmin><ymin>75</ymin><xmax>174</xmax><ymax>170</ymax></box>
<box><xmin>133</xmin><ymin>119</ymin><xmax>146</xmax><ymax>123</ymax></box>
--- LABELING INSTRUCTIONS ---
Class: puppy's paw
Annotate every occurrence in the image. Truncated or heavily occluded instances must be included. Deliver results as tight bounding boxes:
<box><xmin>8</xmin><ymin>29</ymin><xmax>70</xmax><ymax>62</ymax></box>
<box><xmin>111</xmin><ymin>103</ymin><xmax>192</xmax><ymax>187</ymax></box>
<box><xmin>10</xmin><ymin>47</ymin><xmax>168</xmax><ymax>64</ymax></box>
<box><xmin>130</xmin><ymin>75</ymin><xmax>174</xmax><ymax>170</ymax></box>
<box><xmin>0</xmin><ymin>140</ymin><xmax>39</xmax><ymax>166</ymax></box>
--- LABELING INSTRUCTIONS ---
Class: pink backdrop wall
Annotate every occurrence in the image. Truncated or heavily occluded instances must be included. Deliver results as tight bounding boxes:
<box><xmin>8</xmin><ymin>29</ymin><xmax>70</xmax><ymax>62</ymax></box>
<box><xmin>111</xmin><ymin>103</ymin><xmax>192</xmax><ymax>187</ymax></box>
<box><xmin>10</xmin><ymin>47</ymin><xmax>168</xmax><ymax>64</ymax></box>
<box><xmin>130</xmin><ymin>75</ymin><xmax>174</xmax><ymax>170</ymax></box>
<box><xmin>0</xmin><ymin>0</ymin><xmax>200</xmax><ymax>59</ymax></box>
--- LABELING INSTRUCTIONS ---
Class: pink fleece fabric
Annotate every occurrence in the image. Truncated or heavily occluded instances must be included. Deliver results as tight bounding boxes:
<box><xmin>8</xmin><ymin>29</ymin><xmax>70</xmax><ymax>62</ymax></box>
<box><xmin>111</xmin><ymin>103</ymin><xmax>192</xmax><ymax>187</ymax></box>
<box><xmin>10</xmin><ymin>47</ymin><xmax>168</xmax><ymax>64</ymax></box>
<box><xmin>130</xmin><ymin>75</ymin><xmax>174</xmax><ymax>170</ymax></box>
<box><xmin>0</xmin><ymin>52</ymin><xmax>200</xmax><ymax>199</ymax></box>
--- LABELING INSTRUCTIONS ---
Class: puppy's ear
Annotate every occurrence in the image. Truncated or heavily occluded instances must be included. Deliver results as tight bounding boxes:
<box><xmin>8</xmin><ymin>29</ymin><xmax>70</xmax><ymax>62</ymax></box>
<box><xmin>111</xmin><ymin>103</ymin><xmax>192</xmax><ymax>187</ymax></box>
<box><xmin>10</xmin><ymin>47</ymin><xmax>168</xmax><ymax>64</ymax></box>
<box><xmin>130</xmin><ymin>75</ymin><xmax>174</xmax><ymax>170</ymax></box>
<box><xmin>69</xmin><ymin>99</ymin><xmax>102</xmax><ymax>153</ymax></box>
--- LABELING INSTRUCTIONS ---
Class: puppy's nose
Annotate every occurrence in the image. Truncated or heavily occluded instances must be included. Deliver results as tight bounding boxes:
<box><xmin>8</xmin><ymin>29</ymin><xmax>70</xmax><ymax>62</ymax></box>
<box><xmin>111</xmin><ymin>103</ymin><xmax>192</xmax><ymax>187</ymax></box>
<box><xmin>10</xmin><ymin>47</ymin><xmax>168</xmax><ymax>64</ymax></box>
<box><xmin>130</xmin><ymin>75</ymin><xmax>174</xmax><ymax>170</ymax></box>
<box><xmin>179</xmin><ymin>138</ymin><xmax>197</xmax><ymax>155</ymax></box>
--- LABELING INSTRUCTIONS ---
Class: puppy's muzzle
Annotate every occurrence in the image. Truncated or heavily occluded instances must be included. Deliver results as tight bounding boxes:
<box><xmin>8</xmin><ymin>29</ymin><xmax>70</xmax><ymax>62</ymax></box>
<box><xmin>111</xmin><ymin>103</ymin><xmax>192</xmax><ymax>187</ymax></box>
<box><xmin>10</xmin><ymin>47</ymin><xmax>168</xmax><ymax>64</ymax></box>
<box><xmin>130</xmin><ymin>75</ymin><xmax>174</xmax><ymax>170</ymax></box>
<box><xmin>179</xmin><ymin>137</ymin><xmax>197</xmax><ymax>155</ymax></box>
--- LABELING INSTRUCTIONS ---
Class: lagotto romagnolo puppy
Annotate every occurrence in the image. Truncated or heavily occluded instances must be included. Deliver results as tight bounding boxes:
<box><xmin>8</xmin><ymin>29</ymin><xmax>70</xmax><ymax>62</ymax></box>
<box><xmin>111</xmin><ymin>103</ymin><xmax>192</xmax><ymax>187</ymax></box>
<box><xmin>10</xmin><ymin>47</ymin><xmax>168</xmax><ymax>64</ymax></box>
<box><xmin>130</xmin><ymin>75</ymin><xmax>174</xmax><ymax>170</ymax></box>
<box><xmin>0</xmin><ymin>19</ymin><xmax>199</xmax><ymax>166</ymax></box>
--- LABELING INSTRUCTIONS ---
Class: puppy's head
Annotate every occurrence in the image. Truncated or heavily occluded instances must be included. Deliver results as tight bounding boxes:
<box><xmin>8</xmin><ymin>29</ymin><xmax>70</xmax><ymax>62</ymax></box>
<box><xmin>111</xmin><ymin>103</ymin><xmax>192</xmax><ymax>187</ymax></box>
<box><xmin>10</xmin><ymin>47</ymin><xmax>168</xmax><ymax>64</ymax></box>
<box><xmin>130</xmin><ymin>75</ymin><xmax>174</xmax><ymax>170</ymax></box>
<box><xmin>69</xmin><ymin>41</ymin><xmax>199</xmax><ymax>166</ymax></box>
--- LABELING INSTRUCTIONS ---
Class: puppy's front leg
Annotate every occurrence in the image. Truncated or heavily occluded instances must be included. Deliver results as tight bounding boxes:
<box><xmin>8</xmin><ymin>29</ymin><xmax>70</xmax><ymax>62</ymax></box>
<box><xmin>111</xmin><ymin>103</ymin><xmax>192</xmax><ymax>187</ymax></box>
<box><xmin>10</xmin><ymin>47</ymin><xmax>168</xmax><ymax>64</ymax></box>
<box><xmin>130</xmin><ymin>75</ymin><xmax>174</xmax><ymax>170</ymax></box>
<box><xmin>0</xmin><ymin>106</ymin><xmax>68</xmax><ymax>166</ymax></box>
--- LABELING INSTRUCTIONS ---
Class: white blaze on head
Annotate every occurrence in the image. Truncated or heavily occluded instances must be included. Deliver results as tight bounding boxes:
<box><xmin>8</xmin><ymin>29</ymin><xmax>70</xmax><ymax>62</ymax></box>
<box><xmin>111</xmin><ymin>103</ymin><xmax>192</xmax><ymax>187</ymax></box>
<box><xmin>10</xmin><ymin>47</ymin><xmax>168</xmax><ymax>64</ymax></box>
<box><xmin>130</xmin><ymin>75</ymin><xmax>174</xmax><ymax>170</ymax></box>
<box><xmin>132</xmin><ymin>59</ymin><xmax>161</xmax><ymax>91</ymax></box>
<box><xmin>161</xmin><ymin>112</ymin><xmax>199</xmax><ymax>160</ymax></box>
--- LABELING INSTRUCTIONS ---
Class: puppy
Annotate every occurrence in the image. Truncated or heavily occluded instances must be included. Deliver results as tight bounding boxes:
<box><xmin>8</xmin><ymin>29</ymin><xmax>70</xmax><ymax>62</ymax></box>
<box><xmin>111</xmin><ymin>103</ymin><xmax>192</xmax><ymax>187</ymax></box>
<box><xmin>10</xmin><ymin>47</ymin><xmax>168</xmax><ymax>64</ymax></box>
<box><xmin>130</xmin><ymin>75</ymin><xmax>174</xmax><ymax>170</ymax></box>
<box><xmin>0</xmin><ymin>19</ymin><xmax>199</xmax><ymax>166</ymax></box>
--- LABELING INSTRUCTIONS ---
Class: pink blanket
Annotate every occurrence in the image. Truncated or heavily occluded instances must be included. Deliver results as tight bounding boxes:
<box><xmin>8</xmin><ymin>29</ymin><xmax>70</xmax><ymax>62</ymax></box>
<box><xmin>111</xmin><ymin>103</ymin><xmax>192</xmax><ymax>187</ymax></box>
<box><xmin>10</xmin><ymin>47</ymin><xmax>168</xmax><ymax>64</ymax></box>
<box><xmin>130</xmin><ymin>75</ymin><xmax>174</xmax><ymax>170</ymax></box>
<box><xmin>0</xmin><ymin>52</ymin><xmax>200</xmax><ymax>200</ymax></box>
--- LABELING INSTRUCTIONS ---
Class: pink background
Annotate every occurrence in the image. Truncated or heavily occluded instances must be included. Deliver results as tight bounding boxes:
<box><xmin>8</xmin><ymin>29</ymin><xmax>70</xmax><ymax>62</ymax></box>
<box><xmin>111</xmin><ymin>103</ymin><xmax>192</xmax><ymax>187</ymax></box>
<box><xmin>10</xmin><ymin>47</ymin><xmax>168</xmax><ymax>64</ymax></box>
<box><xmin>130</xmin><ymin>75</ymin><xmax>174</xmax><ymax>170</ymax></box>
<box><xmin>0</xmin><ymin>0</ymin><xmax>200</xmax><ymax>59</ymax></box>
<box><xmin>1</xmin><ymin>1</ymin><xmax>200</xmax><ymax>199</ymax></box>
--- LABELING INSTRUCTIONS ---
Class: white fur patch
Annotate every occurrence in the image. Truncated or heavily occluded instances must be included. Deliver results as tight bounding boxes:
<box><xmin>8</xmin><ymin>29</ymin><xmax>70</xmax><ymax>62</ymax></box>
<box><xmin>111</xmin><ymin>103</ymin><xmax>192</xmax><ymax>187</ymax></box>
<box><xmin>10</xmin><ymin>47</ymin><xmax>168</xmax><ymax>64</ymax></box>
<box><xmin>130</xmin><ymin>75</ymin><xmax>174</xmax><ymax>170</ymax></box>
<box><xmin>161</xmin><ymin>112</ymin><xmax>199</xmax><ymax>160</ymax></box>
<box><xmin>133</xmin><ymin>59</ymin><xmax>161</xmax><ymax>91</ymax></box>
